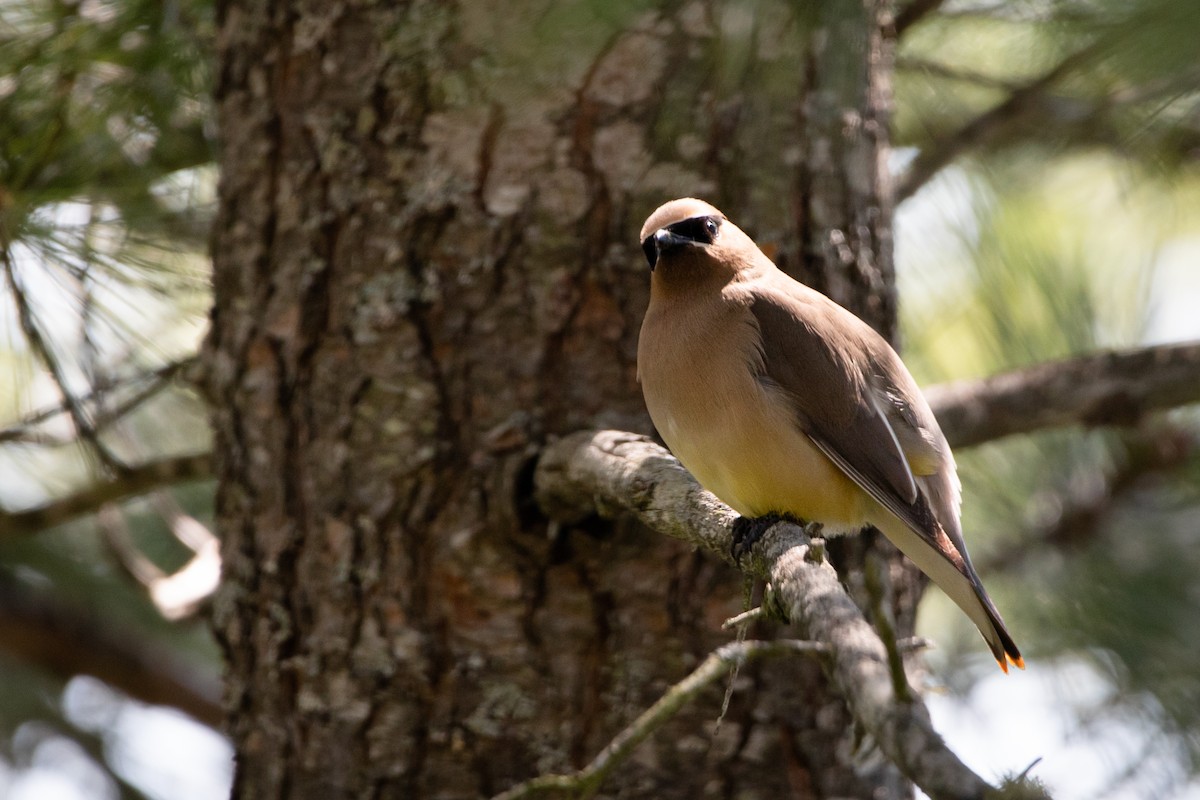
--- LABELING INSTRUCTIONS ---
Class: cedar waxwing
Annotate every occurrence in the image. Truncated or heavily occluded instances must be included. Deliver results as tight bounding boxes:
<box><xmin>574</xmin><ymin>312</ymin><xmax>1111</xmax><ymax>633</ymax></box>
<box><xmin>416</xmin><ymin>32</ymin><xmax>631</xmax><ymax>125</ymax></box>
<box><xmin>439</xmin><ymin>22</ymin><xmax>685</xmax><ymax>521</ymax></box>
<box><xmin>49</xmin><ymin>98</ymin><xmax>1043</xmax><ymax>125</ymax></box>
<box><xmin>636</xmin><ymin>198</ymin><xmax>1023</xmax><ymax>671</ymax></box>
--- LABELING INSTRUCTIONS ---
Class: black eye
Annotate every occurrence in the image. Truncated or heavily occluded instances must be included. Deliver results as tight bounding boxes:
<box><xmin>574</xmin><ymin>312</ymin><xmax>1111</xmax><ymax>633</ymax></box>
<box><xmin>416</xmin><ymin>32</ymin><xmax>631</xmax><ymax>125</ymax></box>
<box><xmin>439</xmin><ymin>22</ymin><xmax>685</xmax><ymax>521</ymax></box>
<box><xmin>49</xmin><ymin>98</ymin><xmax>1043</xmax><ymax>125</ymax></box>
<box><xmin>665</xmin><ymin>215</ymin><xmax>720</xmax><ymax>245</ymax></box>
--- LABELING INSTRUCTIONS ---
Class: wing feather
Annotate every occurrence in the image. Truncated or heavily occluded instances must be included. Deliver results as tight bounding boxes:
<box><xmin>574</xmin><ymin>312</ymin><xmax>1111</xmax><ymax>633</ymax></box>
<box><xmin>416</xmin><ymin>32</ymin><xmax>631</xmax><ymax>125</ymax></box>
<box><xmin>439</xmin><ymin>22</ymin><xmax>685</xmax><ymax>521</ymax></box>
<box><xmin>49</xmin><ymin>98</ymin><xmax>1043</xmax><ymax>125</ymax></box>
<box><xmin>746</xmin><ymin>281</ymin><xmax>1022</xmax><ymax>668</ymax></box>
<box><xmin>747</xmin><ymin>289</ymin><xmax>943</xmax><ymax>545</ymax></box>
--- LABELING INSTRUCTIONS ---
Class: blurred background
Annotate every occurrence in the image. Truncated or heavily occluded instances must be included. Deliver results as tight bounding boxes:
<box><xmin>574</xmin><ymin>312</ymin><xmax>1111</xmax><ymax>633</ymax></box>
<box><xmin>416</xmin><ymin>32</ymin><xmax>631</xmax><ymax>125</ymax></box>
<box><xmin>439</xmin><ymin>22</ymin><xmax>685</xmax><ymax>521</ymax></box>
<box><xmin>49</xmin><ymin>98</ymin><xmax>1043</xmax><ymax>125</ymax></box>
<box><xmin>0</xmin><ymin>0</ymin><xmax>1198</xmax><ymax>798</ymax></box>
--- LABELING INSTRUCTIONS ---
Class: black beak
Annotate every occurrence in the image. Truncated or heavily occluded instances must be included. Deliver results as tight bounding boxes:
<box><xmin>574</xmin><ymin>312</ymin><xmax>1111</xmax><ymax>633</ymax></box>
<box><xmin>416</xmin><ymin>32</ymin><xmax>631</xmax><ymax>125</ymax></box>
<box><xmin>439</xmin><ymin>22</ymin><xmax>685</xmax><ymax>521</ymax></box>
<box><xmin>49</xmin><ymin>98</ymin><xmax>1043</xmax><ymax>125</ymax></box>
<box><xmin>641</xmin><ymin>236</ymin><xmax>658</xmax><ymax>270</ymax></box>
<box><xmin>642</xmin><ymin>228</ymin><xmax>695</xmax><ymax>271</ymax></box>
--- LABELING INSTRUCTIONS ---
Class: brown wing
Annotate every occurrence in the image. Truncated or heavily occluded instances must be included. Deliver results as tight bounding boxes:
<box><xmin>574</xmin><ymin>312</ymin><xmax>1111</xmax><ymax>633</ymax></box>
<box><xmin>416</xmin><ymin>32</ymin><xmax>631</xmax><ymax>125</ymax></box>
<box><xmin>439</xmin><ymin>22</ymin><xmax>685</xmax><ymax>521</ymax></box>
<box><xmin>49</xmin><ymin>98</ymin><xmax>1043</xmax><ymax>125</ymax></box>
<box><xmin>746</xmin><ymin>289</ymin><xmax>935</xmax><ymax>536</ymax></box>
<box><xmin>747</xmin><ymin>282</ymin><xmax>1022</xmax><ymax>668</ymax></box>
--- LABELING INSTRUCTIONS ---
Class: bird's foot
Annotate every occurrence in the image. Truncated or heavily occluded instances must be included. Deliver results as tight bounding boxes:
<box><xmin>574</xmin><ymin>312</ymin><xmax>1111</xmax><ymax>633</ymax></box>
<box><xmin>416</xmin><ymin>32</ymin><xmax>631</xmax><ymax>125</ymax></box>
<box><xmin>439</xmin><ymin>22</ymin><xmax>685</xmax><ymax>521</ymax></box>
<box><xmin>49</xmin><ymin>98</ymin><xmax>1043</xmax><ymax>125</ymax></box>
<box><xmin>730</xmin><ymin>513</ymin><xmax>790</xmax><ymax>564</ymax></box>
<box><xmin>804</xmin><ymin>531</ymin><xmax>827</xmax><ymax>564</ymax></box>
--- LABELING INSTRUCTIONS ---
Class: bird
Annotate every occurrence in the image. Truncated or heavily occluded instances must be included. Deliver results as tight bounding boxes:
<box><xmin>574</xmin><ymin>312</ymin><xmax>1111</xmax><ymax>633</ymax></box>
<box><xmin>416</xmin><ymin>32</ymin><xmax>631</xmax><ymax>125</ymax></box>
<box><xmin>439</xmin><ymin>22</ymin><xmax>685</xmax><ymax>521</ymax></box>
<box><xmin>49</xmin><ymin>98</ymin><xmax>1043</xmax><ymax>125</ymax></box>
<box><xmin>635</xmin><ymin>197</ymin><xmax>1023</xmax><ymax>672</ymax></box>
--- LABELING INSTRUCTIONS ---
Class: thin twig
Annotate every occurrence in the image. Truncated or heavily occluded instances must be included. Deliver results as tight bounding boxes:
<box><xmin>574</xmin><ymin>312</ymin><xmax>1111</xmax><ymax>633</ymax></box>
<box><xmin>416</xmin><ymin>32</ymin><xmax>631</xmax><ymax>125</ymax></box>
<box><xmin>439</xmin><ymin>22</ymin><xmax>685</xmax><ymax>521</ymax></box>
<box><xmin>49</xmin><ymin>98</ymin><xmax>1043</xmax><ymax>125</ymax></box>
<box><xmin>895</xmin><ymin>43</ymin><xmax>1101</xmax><ymax>201</ymax></box>
<box><xmin>491</xmin><ymin>639</ymin><xmax>827</xmax><ymax>800</ymax></box>
<box><xmin>1</xmin><ymin>242</ymin><xmax>125</xmax><ymax>470</ymax></box>
<box><xmin>898</xmin><ymin>636</ymin><xmax>934</xmax><ymax>653</ymax></box>
<box><xmin>721</xmin><ymin>606</ymin><xmax>766</xmax><ymax>630</ymax></box>
<box><xmin>0</xmin><ymin>356</ymin><xmax>197</xmax><ymax>445</ymax></box>
<box><xmin>150</xmin><ymin>491</ymin><xmax>213</xmax><ymax>550</ymax></box>
<box><xmin>0</xmin><ymin>453</ymin><xmax>213</xmax><ymax>537</ymax></box>
<box><xmin>99</xmin><ymin>500</ymin><xmax>220</xmax><ymax>621</ymax></box>
<box><xmin>865</xmin><ymin>547</ymin><xmax>913</xmax><ymax>703</ymax></box>
<box><xmin>100</xmin><ymin>504</ymin><xmax>168</xmax><ymax>586</ymax></box>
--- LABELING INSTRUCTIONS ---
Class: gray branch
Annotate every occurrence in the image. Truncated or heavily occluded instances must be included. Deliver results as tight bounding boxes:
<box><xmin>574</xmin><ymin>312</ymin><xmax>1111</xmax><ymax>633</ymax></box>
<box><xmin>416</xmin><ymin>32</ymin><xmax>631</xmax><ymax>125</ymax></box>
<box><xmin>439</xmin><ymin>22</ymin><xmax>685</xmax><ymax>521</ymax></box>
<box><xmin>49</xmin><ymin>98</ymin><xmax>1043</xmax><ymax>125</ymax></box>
<box><xmin>535</xmin><ymin>431</ymin><xmax>1002</xmax><ymax>800</ymax></box>
<box><xmin>927</xmin><ymin>341</ymin><xmax>1200</xmax><ymax>448</ymax></box>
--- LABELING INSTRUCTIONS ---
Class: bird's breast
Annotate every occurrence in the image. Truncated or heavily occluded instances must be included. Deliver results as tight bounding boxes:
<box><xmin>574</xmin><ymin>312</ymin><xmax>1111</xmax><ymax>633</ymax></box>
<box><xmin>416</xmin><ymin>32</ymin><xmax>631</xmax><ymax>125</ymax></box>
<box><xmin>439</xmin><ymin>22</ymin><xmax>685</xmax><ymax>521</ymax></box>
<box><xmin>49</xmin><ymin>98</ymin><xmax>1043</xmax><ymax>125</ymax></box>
<box><xmin>638</xmin><ymin>304</ymin><xmax>869</xmax><ymax>529</ymax></box>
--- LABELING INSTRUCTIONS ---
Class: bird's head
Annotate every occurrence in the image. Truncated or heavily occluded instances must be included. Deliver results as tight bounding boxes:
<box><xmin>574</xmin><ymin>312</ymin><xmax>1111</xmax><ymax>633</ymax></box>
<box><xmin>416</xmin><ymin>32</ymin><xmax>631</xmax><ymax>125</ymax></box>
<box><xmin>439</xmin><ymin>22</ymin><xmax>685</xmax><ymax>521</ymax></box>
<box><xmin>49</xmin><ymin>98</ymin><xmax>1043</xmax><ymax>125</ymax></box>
<box><xmin>638</xmin><ymin>198</ymin><xmax>766</xmax><ymax>286</ymax></box>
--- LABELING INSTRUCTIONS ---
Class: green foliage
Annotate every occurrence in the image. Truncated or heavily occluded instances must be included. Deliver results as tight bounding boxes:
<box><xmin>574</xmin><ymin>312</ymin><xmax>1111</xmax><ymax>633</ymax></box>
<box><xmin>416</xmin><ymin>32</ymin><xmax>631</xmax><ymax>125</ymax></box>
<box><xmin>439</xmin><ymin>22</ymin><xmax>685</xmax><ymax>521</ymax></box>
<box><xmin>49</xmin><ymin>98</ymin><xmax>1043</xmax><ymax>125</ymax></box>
<box><xmin>0</xmin><ymin>0</ymin><xmax>212</xmax><ymax>221</ymax></box>
<box><xmin>0</xmin><ymin>0</ymin><xmax>213</xmax><ymax>398</ymax></box>
<box><xmin>0</xmin><ymin>0</ymin><xmax>216</xmax><ymax>796</ymax></box>
<box><xmin>895</xmin><ymin>0</ymin><xmax>1200</xmax><ymax>173</ymax></box>
<box><xmin>896</xmin><ymin>11</ymin><xmax>1200</xmax><ymax>787</ymax></box>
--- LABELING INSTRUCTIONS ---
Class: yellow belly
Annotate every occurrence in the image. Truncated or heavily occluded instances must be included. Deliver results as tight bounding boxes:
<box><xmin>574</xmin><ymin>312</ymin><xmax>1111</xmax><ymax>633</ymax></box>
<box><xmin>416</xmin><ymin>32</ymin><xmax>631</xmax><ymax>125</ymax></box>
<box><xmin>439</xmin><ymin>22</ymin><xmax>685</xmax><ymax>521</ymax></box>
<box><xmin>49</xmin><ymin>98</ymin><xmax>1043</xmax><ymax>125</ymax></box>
<box><xmin>647</xmin><ymin>377</ymin><xmax>870</xmax><ymax>530</ymax></box>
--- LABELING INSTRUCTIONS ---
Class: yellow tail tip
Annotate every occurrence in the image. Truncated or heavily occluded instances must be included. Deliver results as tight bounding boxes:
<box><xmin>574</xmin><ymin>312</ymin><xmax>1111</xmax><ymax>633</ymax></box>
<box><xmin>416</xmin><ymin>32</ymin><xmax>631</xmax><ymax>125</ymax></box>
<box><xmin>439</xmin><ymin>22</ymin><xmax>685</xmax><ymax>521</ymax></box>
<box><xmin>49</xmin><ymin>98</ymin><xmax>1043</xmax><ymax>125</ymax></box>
<box><xmin>997</xmin><ymin>654</ymin><xmax>1026</xmax><ymax>672</ymax></box>
<box><xmin>995</xmin><ymin>654</ymin><xmax>1026</xmax><ymax>673</ymax></box>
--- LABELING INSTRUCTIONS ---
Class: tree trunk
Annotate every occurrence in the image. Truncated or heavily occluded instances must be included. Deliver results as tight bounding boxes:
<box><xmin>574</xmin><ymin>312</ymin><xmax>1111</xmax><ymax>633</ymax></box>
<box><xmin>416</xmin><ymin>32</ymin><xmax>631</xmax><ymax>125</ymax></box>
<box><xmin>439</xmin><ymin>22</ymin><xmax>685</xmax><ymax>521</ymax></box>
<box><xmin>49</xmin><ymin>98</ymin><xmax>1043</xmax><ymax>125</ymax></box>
<box><xmin>205</xmin><ymin>1</ymin><xmax>908</xmax><ymax>798</ymax></box>
<box><xmin>797</xmin><ymin>0</ymin><xmax>926</xmax><ymax>658</ymax></box>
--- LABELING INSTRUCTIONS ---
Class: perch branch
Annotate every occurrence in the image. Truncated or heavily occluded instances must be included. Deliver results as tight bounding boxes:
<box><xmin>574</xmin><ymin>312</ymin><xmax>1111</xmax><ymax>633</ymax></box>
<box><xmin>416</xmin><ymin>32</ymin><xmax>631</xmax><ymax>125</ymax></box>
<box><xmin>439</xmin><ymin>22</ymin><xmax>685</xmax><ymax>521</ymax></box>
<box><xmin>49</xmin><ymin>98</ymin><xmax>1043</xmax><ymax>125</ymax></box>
<box><xmin>518</xmin><ymin>341</ymin><xmax>1200</xmax><ymax>793</ymax></box>
<box><xmin>535</xmin><ymin>431</ymin><xmax>998</xmax><ymax>799</ymax></box>
<box><xmin>491</xmin><ymin>639</ymin><xmax>828</xmax><ymax>800</ymax></box>
<box><xmin>927</xmin><ymin>341</ymin><xmax>1200</xmax><ymax>448</ymax></box>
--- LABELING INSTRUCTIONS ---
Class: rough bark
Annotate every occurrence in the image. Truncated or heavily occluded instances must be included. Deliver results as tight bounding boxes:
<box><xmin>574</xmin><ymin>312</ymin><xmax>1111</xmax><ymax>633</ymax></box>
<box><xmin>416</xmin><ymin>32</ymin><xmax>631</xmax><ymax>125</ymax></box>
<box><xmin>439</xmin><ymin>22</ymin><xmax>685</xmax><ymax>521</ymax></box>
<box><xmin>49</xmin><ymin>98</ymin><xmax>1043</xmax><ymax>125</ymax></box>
<box><xmin>790</xmin><ymin>4</ymin><xmax>921</xmax><ymax>796</ymax></box>
<box><xmin>795</xmin><ymin>0</ymin><xmax>897</xmax><ymax>338</ymax></box>
<box><xmin>207</xmin><ymin>1</ymin><xmax>910</xmax><ymax>798</ymax></box>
